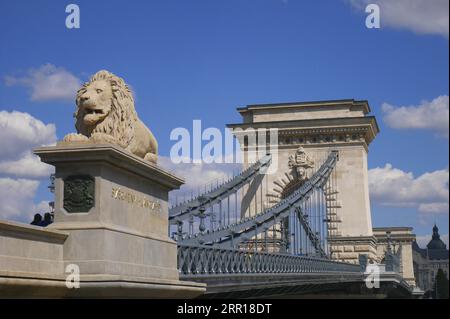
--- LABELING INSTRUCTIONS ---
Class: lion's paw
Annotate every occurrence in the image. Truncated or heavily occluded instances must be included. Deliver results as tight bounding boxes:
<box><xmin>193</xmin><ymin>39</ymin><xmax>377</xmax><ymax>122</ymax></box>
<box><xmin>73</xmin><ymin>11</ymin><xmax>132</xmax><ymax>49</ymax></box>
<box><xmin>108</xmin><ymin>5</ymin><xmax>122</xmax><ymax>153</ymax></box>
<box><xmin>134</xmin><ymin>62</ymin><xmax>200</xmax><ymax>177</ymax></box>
<box><xmin>89</xmin><ymin>132</ymin><xmax>117</xmax><ymax>144</ymax></box>
<box><xmin>144</xmin><ymin>152</ymin><xmax>158</xmax><ymax>164</ymax></box>
<box><xmin>63</xmin><ymin>133</ymin><xmax>89</xmax><ymax>143</ymax></box>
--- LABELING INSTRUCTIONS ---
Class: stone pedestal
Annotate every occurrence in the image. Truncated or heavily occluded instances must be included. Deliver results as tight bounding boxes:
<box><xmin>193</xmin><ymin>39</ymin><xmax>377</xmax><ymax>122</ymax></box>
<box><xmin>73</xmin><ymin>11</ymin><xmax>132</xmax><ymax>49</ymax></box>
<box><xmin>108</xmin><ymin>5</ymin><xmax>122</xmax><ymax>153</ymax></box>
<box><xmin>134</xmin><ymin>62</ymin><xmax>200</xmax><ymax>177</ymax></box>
<box><xmin>27</xmin><ymin>143</ymin><xmax>205</xmax><ymax>298</ymax></box>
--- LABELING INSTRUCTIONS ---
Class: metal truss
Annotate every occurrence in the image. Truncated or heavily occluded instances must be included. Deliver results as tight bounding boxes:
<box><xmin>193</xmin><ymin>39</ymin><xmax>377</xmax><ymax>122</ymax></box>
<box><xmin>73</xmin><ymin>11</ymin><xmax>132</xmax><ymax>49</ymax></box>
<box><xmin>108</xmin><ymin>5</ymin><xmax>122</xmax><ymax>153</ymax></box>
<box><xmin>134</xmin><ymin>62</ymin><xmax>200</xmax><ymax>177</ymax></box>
<box><xmin>295</xmin><ymin>206</ymin><xmax>326</xmax><ymax>257</ymax></box>
<box><xmin>169</xmin><ymin>154</ymin><xmax>272</xmax><ymax>223</ymax></box>
<box><xmin>178</xmin><ymin>151</ymin><xmax>338</xmax><ymax>251</ymax></box>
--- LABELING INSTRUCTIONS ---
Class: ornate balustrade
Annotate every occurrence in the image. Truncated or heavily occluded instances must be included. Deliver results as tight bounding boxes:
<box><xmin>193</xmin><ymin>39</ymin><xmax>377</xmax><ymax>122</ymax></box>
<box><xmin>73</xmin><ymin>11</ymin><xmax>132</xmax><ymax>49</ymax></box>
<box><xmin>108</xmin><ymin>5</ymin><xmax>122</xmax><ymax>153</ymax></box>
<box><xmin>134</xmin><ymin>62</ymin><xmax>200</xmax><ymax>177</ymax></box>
<box><xmin>178</xmin><ymin>244</ymin><xmax>360</xmax><ymax>276</ymax></box>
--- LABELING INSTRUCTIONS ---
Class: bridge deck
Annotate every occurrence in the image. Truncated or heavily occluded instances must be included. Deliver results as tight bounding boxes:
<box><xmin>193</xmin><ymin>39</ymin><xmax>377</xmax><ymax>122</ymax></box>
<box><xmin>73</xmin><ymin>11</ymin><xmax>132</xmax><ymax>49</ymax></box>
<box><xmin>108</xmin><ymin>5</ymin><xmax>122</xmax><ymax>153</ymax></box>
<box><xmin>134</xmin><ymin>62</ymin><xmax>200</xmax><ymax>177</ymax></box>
<box><xmin>181</xmin><ymin>272</ymin><xmax>412</xmax><ymax>298</ymax></box>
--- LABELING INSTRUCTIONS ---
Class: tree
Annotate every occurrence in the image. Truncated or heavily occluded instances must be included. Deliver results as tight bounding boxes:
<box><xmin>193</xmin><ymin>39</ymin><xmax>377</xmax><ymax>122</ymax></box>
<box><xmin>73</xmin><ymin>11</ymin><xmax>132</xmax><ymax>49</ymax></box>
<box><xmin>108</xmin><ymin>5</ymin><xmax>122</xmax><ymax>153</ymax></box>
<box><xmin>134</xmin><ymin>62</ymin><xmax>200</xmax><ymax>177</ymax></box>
<box><xmin>433</xmin><ymin>268</ymin><xmax>449</xmax><ymax>299</ymax></box>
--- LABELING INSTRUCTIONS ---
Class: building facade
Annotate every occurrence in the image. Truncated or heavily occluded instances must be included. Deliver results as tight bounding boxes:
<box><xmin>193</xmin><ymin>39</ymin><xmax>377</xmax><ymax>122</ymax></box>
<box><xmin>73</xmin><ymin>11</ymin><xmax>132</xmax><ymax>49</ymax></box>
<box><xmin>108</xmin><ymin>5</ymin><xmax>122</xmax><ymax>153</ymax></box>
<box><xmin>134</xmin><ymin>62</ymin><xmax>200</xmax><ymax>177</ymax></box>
<box><xmin>373</xmin><ymin>227</ymin><xmax>416</xmax><ymax>286</ymax></box>
<box><xmin>412</xmin><ymin>225</ymin><xmax>449</xmax><ymax>293</ymax></box>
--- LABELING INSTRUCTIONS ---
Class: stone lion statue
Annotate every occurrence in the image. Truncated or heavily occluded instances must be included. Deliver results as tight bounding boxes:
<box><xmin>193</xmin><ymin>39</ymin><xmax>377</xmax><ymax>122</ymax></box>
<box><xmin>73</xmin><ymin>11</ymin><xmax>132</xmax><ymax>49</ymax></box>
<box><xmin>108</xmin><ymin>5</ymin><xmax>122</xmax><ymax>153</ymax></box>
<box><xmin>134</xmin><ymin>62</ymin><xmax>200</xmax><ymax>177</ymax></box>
<box><xmin>63</xmin><ymin>70</ymin><xmax>158</xmax><ymax>163</ymax></box>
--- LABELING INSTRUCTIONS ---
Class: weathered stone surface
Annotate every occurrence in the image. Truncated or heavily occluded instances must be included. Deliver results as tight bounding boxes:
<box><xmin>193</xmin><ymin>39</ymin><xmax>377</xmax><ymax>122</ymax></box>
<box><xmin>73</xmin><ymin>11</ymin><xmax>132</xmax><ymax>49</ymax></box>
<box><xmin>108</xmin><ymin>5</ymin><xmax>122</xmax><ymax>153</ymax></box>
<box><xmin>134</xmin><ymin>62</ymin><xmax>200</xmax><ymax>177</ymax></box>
<box><xmin>338</xmin><ymin>252</ymin><xmax>359</xmax><ymax>260</ymax></box>
<box><xmin>354</xmin><ymin>245</ymin><xmax>371</xmax><ymax>252</ymax></box>
<box><xmin>330</xmin><ymin>246</ymin><xmax>343</xmax><ymax>252</ymax></box>
<box><xmin>328</xmin><ymin>236</ymin><xmax>379</xmax><ymax>263</ymax></box>
<box><xmin>0</xmin><ymin>220</ymin><xmax>67</xmax><ymax>275</ymax></box>
<box><xmin>35</xmin><ymin>144</ymin><xmax>182</xmax><ymax>240</ymax></box>
<box><xmin>35</xmin><ymin>144</ymin><xmax>183</xmax><ymax>278</ymax></box>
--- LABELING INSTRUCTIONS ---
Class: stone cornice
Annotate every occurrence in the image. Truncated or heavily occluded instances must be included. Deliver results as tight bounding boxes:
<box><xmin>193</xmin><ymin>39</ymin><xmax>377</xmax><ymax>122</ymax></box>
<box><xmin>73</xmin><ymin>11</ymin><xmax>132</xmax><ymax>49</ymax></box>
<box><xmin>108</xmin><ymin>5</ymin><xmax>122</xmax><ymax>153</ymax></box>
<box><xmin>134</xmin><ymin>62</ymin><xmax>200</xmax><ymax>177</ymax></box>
<box><xmin>373</xmin><ymin>227</ymin><xmax>414</xmax><ymax>232</ymax></box>
<box><xmin>227</xmin><ymin>116</ymin><xmax>379</xmax><ymax>146</ymax></box>
<box><xmin>373</xmin><ymin>227</ymin><xmax>416</xmax><ymax>243</ymax></box>
<box><xmin>34</xmin><ymin>143</ymin><xmax>185</xmax><ymax>190</ymax></box>
<box><xmin>328</xmin><ymin>235</ymin><xmax>378</xmax><ymax>245</ymax></box>
<box><xmin>237</xmin><ymin>99</ymin><xmax>371</xmax><ymax>114</ymax></box>
<box><xmin>227</xmin><ymin>115</ymin><xmax>378</xmax><ymax>130</ymax></box>
<box><xmin>374</xmin><ymin>234</ymin><xmax>416</xmax><ymax>243</ymax></box>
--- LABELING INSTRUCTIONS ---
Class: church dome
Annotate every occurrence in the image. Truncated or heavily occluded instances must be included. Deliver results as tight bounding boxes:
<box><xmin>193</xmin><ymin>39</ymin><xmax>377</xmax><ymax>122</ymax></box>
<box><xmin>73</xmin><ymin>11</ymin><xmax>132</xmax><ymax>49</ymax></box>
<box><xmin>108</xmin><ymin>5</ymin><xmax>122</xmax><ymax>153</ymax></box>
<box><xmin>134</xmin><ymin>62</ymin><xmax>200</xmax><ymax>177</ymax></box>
<box><xmin>426</xmin><ymin>224</ymin><xmax>447</xmax><ymax>250</ymax></box>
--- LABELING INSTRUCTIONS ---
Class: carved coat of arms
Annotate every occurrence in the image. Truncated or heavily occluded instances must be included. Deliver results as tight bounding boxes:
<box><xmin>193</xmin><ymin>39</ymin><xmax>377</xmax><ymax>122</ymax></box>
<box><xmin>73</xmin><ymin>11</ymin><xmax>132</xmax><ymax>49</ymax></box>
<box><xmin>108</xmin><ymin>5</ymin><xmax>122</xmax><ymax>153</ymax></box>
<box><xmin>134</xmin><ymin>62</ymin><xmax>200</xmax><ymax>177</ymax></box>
<box><xmin>288</xmin><ymin>146</ymin><xmax>314</xmax><ymax>181</ymax></box>
<box><xmin>63</xmin><ymin>175</ymin><xmax>95</xmax><ymax>213</ymax></box>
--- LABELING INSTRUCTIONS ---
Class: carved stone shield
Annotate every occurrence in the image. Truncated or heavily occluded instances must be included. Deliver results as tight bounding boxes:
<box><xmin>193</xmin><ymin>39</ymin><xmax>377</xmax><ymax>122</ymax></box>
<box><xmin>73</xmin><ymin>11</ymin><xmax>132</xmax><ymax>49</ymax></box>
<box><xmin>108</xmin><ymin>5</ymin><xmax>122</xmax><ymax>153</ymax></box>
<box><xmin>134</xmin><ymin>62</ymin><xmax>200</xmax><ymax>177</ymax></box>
<box><xmin>63</xmin><ymin>175</ymin><xmax>95</xmax><ymax>213</ymax></box>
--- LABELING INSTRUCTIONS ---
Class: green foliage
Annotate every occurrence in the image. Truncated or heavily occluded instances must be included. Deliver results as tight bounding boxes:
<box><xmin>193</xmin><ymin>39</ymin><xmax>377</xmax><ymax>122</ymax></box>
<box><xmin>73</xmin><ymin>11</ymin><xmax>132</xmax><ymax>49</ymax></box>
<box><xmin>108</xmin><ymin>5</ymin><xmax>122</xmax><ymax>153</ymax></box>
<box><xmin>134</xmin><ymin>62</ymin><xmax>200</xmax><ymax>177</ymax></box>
<box><xmin>433</xmin><ymin>268</ymin><xmax>449</xmax><ymax>299</ymax></box>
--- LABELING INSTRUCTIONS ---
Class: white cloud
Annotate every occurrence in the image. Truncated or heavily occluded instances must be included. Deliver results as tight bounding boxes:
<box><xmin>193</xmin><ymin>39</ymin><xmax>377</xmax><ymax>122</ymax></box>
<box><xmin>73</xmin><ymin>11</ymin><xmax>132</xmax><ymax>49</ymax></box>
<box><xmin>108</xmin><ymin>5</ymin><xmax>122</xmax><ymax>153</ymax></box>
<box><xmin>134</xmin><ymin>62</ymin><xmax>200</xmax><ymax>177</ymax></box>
<box><xmin>4</xmin><ymin>64</ymin><xmax>81</xmax><ymax>102</ymax></box>
<box><xmin>0</xmin><ymin>151</ymin><xmax>53</xmax><ymax>178</ymax></box>
<box><xmin>34</xmin><ymin>200</ymin><xmax>51</xmax><ymax>215</ymax></box>
<box><xmin>0</xmin><ymin>110</ymin><xmax>57</xmax><ymax>162</ymax></box>
<box><xmin>0</xmin><ymin>178</ymin><xmax>50</xmax><ymax>222</ymax></box>
<box><xmin>418</xmin><ymin>202</ymin><xmax>449</xmax><ymax>214</ymax></box>
<box><xmin>382</xmin><ymin>95</ymin><xmax>449</xmax><ymax>138</ymax></box>
<box><xmin>0</xmin><ymin>111</ymin><xmax>55</xmax><ymax>179</ymax></box>
<box><xmin>0</xmin><ymin>111</ymin><xmax>54</xmax><ymax>221</ymax></box>
<box><xmin>416</xmin><ymin>233</ymin><xmax>449</xmax><ymax>248</ymax></box>
<box><xmin>369</xmin><ymin>164</ymin><xmax>449</xmax><ymax>214</ymax></box>
<box><xmin>159</xmin><ymin>155</ymin><xmax>242</xmax><ymax>195</ymax></box>
<box><xmin>348</xmin><ymin>0</ymin><xmax>449</xmax><ymax>38</ymax></box>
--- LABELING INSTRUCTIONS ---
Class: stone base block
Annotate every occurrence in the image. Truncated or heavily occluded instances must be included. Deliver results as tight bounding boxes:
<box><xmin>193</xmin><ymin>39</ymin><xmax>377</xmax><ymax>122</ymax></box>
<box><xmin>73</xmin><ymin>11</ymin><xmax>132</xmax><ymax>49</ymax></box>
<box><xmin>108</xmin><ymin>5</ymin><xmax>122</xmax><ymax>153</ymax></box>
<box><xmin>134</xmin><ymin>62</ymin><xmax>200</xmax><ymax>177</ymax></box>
<box><xmin>328</xmin><ymin>236</ymin><xmax>378</xmax><ymax>264</ymax></box>
<box><xmin>58</xmin><ymin>227</ymin><xmax>180</xmax><ymax>280</ymax></box>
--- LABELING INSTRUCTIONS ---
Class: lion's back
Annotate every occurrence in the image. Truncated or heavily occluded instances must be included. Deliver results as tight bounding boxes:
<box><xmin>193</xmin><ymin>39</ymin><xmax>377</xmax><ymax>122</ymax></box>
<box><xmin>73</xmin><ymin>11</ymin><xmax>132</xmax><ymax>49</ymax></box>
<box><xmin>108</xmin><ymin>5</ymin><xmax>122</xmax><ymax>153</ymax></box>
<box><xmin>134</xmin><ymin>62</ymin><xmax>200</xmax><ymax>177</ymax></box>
<box><xmin>129</xmin><ymin>119</ymin><xmax>157</xmax><ymax>157</ymax></box>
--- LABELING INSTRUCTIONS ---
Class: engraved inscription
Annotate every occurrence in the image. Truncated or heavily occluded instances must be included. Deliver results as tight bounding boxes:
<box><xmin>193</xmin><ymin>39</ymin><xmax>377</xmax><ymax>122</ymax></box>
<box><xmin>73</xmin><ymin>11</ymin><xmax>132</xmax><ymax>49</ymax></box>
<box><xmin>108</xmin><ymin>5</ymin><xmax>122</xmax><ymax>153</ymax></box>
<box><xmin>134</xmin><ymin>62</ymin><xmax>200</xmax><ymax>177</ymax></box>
<box><xmin>111</xmin><ymin>187</ymin><xmax>161</xmax><ymax>213</ymax></box>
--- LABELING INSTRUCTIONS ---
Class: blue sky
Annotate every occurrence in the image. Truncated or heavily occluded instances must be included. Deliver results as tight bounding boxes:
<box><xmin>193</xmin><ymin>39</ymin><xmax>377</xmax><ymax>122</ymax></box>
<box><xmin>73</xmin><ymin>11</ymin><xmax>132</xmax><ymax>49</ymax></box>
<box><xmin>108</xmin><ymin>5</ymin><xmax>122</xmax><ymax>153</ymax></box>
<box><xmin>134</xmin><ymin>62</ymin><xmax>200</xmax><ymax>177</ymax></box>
<box><xmin>0</xmin><ymin>0</ymin><xmax>448</xmax><ymax>245</ymax></box>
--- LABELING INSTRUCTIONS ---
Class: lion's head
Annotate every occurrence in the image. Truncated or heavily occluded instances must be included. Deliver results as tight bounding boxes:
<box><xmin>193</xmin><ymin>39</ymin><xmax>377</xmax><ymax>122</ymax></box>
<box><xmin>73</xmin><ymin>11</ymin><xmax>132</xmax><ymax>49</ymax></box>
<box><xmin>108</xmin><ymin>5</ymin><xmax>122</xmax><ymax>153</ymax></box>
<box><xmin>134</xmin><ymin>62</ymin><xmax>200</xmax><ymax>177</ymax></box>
<box><xmin>74</xmin><ymin>70</ymin><xmax>137</xmax><ymax>148</ymax></box>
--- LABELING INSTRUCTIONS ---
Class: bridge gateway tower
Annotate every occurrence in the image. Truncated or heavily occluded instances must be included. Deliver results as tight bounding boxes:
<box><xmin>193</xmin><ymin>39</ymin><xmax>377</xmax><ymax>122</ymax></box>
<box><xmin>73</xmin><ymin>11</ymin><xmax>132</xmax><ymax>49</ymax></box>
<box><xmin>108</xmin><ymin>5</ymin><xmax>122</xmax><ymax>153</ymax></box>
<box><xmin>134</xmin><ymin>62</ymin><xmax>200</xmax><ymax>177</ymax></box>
<box><xmin>228</xmin><ymin>99</ymin><xmax>380</xmax><ymax>263</ymax></box>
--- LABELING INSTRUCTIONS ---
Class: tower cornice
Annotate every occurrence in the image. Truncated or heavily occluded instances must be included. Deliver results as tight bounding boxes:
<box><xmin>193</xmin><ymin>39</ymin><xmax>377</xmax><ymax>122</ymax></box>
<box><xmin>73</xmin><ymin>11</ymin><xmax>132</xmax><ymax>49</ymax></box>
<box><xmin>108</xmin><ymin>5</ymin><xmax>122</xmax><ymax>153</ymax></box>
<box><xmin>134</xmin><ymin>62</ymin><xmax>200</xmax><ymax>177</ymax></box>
<box><xmin>227</xmin><ymin>116</ymin><xmax>379</xmax><ymax>150</ymax></box>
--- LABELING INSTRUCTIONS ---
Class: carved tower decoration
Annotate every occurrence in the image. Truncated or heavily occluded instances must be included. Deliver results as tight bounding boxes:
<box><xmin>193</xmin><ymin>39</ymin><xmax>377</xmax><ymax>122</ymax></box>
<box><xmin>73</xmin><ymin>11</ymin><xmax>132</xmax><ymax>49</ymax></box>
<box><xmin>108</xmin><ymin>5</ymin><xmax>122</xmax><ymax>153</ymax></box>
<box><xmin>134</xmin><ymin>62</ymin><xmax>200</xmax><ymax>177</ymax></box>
<box><xmin>268</xmin><ymin>146</ymin><xmax>315</xmax><ymax>201</ymax></box>
<box><xmin>288</xmin><ymin>146</ymin><xmax>315</xmax><ymax>182</ymax></box>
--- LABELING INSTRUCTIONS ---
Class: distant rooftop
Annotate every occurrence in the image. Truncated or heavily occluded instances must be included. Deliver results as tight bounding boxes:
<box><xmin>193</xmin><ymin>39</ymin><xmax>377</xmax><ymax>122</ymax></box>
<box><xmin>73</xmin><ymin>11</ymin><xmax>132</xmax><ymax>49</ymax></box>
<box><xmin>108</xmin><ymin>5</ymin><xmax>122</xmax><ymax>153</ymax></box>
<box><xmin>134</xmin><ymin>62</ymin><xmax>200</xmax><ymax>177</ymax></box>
<box><xmin>427</xmin><ymin>224</ymin><xmax>447</xmax><ymax>251</ymax></box>
<box><xmin>412</xmin><ymin>224</ymin><xmax>449</xmax><ymax>261</ymax></box>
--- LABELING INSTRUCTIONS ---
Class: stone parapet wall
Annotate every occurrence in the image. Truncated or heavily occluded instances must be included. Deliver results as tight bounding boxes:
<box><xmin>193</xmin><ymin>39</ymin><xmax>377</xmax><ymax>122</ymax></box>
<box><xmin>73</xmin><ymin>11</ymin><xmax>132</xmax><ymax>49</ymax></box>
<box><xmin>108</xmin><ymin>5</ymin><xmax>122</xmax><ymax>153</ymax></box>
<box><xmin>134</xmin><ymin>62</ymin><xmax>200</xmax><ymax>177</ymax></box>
<box><xmin>0</xmin><ymin>220</ymin><xmax>67</xmax><ymax>276</ymax></box>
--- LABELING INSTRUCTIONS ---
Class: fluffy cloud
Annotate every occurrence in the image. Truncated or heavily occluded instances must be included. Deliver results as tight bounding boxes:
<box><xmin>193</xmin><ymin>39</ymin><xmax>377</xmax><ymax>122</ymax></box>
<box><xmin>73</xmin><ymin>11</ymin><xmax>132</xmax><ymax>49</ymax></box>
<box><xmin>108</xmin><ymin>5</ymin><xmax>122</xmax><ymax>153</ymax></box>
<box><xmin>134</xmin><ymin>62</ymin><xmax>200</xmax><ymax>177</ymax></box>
<box><xmin>382</xmin><ymin>95</ymin><xmax>449</xmax><ymax>138</ymax></box>
<box><xmin>348</xmin><ymin>0</ymin><xmax>449</xmax><ymax>38</ymax></box>
<box><xmin>0</xmin><ymin>152</ymin><xmax>53</xmax><ymax>178</ymax></box>
<box><xmin>418</xmin><ymin>202</ymin><xmax>449</xmax><ymax>214</ymax></box>
<box><xmin>416</xmin><ymin>233</ymin><xmax>449</xmax><ymax>249</ymax></box>
<box><xmin>0</xmin><ymin>178</ymin><xmax>50</xmax><ymax>221</ymax></box>
<box><xmin>4</xmin><ymin>64</ymin><xmax>81</xmax><ymax>102</ymax></box>
<box><xmin>369</xmin><ymin>164</ymin><xmax>449</xmax><ymax>214</ymax></box>
<box><xmin>159</xmin><ymin>155</ymin><xmax>241</xmax><ymax>196</ymax></box>
<box><xmin>0</xmin><ymin>111</ymin><xmax>55</xmax><ymax>179</ymax></box>
<box><xmin>0</xmin><ymin>110</ymin><xmax>56</xmax><ymax>161</ymax></box>
<box><xmin>0</xmin><ymin>111</ymin><xmax>55</xmax><ymax>221</ymax></box>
